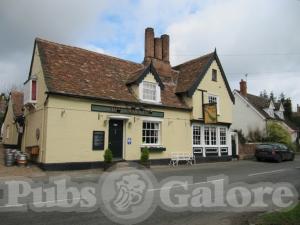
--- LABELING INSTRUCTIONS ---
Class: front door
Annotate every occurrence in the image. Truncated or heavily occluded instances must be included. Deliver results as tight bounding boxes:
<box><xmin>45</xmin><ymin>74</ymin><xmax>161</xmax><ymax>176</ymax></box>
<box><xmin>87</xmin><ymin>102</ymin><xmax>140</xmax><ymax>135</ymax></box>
<box><xmin>108</xmin><ymin>120</ymin><xmax>123</xmax><ymax>159</ymax></box>
<box><xmin>231</xmin><ymin>133</ymin><xmax>237</xmax><ymax>158</ymax></box>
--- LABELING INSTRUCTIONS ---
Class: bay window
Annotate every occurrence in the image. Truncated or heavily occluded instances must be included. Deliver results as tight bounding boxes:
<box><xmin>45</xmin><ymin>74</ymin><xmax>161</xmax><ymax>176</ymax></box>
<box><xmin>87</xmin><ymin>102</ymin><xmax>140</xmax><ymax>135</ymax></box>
<box><xmin>220</xmin><ymin>127</ymin><xmax>227</xmax><ymax>145</ymax></box>
<box><xmin>193</xmin><ymin>125</ymin><xmax>201</xmax><ymax>146</ymax></box>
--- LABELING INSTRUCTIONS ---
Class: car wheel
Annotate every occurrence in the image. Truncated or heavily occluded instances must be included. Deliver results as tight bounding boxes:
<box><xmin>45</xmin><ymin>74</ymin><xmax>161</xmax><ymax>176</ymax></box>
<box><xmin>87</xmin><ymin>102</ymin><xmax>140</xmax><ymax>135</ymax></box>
<box><xmin>256</xmin><ymin>157</ymin><xmax>261</xmax><ymax>162</ymax></box>
<box><xmin>276</xmin><ymin>154</ymin><xmax>282</xmax><ymax>163</ymax></box>
<box><xmin>290</xmin><ymin>154</ymin><xmax>295</xmax><ymax>161</ymax></box>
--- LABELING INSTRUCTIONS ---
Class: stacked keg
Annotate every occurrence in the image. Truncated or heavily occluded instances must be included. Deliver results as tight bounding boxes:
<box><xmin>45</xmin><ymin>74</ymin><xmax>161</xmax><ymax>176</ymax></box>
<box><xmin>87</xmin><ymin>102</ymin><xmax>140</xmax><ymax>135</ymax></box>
<box><xmin>5</xmin><ymin>149</ymin><xmax>15</xmax><ymax>166</ymax></box>
<box><xmin>17</xmin><ymin>153</ymin><xmax>28</xmax><ymax>167</ymax></box>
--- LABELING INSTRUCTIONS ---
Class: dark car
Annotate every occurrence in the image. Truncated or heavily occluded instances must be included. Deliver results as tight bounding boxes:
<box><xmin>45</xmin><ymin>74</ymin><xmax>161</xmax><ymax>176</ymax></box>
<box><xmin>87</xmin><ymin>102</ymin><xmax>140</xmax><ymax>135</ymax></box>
<box><xmin>255</xmin><ymin>143</ymin><xmax>295</xmax><ymax>162</ymax></box>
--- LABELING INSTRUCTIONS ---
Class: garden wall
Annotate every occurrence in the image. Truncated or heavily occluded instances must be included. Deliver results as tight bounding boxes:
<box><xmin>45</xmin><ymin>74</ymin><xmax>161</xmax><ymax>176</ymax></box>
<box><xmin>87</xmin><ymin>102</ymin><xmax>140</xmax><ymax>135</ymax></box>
<box><xmin>239</xmin><ymin>143</ymin><xmax>256</xmax><ymax>160</ymax></box>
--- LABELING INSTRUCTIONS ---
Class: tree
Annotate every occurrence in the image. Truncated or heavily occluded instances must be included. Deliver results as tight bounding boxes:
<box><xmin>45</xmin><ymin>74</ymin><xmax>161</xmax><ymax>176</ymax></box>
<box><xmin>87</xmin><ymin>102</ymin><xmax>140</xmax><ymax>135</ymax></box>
<box><xmin>279</xmin><ymin>92</ymin><xmax>285</xmax><ymax>102</ymax></box>
<box><xmin>259</xmin><ymin>90</ymin><xmax>269</xmax><ymax>99</ymax></box>
<box><xmin>266</xmin><ymin>122</ymin><xmax>292</xmax><ymax>146</ymax></box>
<box><xmin>269</xmin><ymin>91</ymin><xmax>276</xmax><ymax>102</ymax></box>
<box><xmin>283</xmin><ymin>98</ymin><xmax>292</xmax><ymax>119</ymax></box>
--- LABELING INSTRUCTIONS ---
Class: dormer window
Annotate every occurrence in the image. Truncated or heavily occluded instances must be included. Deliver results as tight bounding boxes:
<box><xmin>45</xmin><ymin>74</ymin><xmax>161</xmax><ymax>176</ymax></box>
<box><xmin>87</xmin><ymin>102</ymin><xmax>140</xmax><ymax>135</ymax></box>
<box><xmin>139</xmin><ymin>81</ymin><xmax>161</xmax><ymax>103</ymax></box>
<box><xmin>264</xmin><ymin>108</ymin><xmax>274</xmax><ymax>118</ymax></box>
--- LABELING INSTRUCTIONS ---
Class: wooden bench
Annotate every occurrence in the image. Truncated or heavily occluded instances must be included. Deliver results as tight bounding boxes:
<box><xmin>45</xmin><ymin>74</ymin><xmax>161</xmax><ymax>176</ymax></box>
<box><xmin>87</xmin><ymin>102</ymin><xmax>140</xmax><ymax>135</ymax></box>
<box><xmin>169</xmin><ymin>152</ymin><xmax>195</xmax><ymax>166</ymax></box>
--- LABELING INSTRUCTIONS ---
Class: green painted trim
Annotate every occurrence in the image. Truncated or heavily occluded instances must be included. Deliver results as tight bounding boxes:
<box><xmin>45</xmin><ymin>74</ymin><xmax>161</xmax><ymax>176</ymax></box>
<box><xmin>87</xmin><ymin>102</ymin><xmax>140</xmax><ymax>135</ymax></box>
<box><xmin>91</xmin><ymin>104</ymin><xmax>164</xmax><ymax>118</ymax></box>
<box><xmin>141</xmin><ymin>147</ymin><xmax>166</xmax><ymax>152</ymax></box>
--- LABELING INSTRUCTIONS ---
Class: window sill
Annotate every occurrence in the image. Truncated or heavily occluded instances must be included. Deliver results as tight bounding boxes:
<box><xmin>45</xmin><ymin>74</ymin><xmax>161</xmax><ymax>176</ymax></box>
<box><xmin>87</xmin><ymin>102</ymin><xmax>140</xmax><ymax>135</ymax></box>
<box><xmin>139</xmin><ymin>99</ymin><xmax>162</xmax><ymax>105</ymax></box>
<box><xmin>140</xmin><ymin>146</ymin><xmax>166</xmax><ymax>152</ymax></box>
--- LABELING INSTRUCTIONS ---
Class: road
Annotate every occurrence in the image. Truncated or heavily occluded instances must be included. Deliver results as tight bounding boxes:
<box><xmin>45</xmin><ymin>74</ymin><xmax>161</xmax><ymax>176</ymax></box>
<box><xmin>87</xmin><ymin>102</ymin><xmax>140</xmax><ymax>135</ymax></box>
<box><xmin>0</xmin><ymin>156</ymin><xmax>299</xmax><ymax>225</ymax></box>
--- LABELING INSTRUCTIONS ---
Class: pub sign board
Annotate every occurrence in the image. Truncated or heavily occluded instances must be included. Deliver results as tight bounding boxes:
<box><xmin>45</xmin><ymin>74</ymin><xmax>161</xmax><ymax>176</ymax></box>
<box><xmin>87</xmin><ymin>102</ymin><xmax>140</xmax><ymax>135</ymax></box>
<box><xmin>204</xmin><ymin>103</ymin><xmax>218</xmax><ymax>124</ymax></box>
<box><xmin>93</xmin><ymin>131</ymin><xmax>105</xmax><ymax>150</ymax></box>
<box><xmin>91</xmin><ymin>104</ymin><xmax>164</xmax><ymax>118</ymax></box>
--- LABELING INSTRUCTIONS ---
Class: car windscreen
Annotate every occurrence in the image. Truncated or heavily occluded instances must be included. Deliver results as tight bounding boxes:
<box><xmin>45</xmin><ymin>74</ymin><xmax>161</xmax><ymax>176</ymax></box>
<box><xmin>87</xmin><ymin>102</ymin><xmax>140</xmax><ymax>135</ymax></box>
<box><xmin>256</xmin><ymin>144</ymin><xmax>273</xmax><ymax>150</ymax></box>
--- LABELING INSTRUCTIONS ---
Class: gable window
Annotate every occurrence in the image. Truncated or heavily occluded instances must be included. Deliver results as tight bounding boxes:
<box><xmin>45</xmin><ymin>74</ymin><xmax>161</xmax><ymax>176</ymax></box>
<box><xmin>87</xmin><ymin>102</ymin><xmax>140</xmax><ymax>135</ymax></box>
<box><xmin>212</xmin><ymin>69</ymin><xmax>217</xmax><ymax>81</ymax></box>
<box><xmin>208</xmin><ymin>94</ymin><xmax>220</xmax><ymax>114</ymax></box>
<box><xmin>142</xmin><ymin>121</ymin><xmax>160</xmax><ymax>145</ymax></box>
<box><xmin>140</xmin><ymin>81</ymin><xmax>161</xmax><ymax>103</ymax></box>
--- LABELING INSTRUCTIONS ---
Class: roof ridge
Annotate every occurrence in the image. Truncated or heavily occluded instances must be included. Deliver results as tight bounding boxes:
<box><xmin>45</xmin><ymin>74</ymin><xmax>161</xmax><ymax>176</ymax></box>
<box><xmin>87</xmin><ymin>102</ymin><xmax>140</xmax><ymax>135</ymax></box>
<box><xmin>35</xmin><ymin>37</ymin><xmax>143</xmax><ymax>67</ymax></box>
<box><xmin>172</xmin><ymin>51</ymin><xmax>214</xmax><ymax>69</ymax></box>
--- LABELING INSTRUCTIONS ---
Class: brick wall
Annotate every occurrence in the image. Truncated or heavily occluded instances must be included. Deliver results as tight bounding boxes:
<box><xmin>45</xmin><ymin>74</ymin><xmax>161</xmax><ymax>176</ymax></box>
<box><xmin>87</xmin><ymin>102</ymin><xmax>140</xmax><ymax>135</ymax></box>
<box><xmin>239</xmin><ymin>143</ymin><xmax>256</xmax><ymax>160</ymax></box>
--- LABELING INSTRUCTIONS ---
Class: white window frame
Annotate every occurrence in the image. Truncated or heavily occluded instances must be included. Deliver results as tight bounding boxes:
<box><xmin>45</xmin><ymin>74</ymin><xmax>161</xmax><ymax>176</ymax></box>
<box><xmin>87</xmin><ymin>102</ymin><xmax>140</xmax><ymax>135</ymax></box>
<box><xmin>204</xmin><ymin>126</ymin><xmax>218</xmax><ymax>147</ymax></box>
<box><xmin>142</xmin><ymin>120</ymin><xmax>161</xmax><ymax>146</ymax></box>
<box><xmin>24</xmin><ymin>79</ymin><xmax>38</xmax><ymax>105</ymax></box>
<box><xmin>219</xmin><ymin>127</ymin><xmax>227</xmax><ymax>146</ymax></box>
<box><xmin>207</xmin><ymin>94</ymin><xmax>220</xmax><ymax>115</ymax></box>
<box><xmin>139</xmin><ymin>81</ymin><xmax>161</xmax><ymax>103</ymax></box>
<box><xmin>192</xmin><ymin>125</ymin><xmax>202</xmax><ymax>146</ymax></box>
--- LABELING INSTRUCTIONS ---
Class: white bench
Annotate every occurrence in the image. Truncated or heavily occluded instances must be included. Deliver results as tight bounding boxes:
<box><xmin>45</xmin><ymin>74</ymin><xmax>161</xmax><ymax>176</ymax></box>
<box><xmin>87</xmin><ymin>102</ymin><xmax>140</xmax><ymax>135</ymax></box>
<box><xmin>169</xmin><ymin>152</ymin><xmax>195</xmax><ymax>166</ymax></box>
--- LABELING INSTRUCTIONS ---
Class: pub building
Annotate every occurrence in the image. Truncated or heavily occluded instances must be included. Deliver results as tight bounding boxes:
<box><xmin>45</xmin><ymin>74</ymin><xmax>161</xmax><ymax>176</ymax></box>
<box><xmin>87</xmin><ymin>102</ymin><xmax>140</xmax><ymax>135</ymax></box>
<box><xmin>22</xmin><ymin>28</ymin><xmax>235</xmax><ymax>170</ymax></box>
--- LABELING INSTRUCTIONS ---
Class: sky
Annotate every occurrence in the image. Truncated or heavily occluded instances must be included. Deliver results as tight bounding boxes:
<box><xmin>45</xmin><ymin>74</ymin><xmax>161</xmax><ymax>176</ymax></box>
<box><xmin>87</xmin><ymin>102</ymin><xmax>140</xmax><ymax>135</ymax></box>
<box><xmin>0</xmin><ymin>0</ymin><xmax>300</xmax><ymax>109</ymax></box>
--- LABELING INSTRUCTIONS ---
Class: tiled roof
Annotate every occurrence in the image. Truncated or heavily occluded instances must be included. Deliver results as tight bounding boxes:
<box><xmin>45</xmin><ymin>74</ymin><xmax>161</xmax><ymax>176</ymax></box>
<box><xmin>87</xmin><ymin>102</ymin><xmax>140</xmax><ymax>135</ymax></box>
<box><xmin>243</xmin><ymin>93</ymin><xmax>271</xmax><ymax>118</ymax></box>
<box><xmin>36</xmin><ymin>39</ymin><xmax>189</xmax><ymax>109</ymax></box>
<box><xmin>237</xmin><ymin>91</ymin><xmax>297</xmax><ymax>130</ymax></box>
<box><xmin>173</xmin><ymin>52</ymin><xmax>214</xmax><ymax>93</ymax></box>
<box><xmin>10</xmin><ymin>91</ymin><xmax>24</xmax><ymax>117</ymax></box>
<box><xmin>34</xmin><ymin>38</ymin><xmax>234</xmax><ymax>110</ymax></box>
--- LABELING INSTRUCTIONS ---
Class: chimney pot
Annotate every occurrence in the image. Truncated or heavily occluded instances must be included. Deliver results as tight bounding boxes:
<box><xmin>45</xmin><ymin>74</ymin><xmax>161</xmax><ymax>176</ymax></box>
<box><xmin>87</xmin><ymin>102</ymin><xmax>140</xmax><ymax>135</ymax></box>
<box><xmin>145</xmin><ymin>28</ymin><xmax>154</xmax><ymax>59</ymax></box>
<box><xmin>154</xmin><ymin>38</ymin><xmax>163</xmax><ymax>60</ymax></box>
<box><xmin>240</xmin><ymin>79</ymin><xmax>247</xmax><ymax>96</ymax></box>
<box><xmin>161</xmin><ymin>34</ymin><xmax>169</xmax><ymax>62</ymax></box>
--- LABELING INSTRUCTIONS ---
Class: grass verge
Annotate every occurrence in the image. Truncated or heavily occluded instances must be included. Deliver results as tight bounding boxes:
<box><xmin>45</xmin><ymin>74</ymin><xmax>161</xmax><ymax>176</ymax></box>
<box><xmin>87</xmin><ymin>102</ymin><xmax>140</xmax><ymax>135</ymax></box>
<box><xmin>254</xmin><ymin>203</ymin><xmax>300</xmax><ymax>225</ymax></box>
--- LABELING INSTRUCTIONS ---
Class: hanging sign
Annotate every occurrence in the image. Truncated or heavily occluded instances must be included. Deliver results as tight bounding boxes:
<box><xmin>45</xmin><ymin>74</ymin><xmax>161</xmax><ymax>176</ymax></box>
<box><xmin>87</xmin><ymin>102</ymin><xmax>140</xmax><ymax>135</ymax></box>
<box><xmin>204</xmin><ymin>103</ymin><xmax>218</xmax><ymax>124</ymax></box>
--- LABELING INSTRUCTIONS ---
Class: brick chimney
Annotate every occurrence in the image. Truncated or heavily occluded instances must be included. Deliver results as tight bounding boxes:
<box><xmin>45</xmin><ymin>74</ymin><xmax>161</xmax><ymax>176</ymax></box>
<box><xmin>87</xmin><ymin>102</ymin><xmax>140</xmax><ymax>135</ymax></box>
<box><xmin>143</xmin><ymin>28</ymin><xmax>171</xmax><ymax>74</ymax></box>
<box><xmin>145</xmin><ymin>27</ymin><xmax>154</xmax><ymax>59</ymax></box>
<box><xmin>154</xmin><ymin>38</ymin><xmax>162</xmax><ymax>60</ymax></box>
<box><xmin>240</xmin><ymin>79</ymin><xmax>247</xmax><ymax>96</ymax></box>
<box><xmin>161</xmin><ymin>34</ymin><xmax>169</xmax><ymax>62</ymax></box>
<box><xmin>144</xmin><ymin>28</ymin><xmax>170</xmax><ymax>63</ymax></box>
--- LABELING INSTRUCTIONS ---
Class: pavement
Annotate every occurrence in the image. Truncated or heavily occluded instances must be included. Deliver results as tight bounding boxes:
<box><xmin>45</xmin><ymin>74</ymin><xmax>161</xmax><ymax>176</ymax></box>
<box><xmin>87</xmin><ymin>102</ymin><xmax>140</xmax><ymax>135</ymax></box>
<box><xmin>0</xmin><ymin>144</ymin><xmax>103</xmax><ymax>179</ymax></box>
<box><xmin>0</xmin><ymin>144</ymin><xmax>299</xmax><ymax>225</ymax></box>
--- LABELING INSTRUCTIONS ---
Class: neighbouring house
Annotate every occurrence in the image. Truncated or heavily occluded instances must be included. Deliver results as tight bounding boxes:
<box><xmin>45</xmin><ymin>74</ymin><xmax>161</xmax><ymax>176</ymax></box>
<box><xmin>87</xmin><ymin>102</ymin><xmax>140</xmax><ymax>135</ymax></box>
<box><xmin>2</xmin><ymin>91</ymin><xmax>24</xmax><ymax>148</ymax></box>
<box><xmin>292</xmin><ymin>105</ymin><xmax>300</xmax><ymax>141</ymax></box>
<box><xmin>232</xmin><ymin>80</ymin><xmax>298</xmax><ymax>142</ymax></box>
<box><xmin>0</xmin><ymin>94</ymin><xmax>8</xmax><ymax>139</ymax></box>
<box><xmin>22</xmin><ymin>27</ymin><xmax>235</xmax><ymax>170</ymax></box>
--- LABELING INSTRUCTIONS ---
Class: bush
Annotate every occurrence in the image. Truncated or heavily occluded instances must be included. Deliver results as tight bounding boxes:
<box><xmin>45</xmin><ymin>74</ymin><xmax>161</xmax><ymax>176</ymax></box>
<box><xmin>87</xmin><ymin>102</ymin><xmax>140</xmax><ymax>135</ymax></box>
<box><xmin>266</xmin><ymin>122</ymin><xmax>292</xmax><ymax>146</ymax></box>
<box><xmin>104</xmin><ymin>148</ymin><xmax>113</xmax><ymax>163</ymax></box>
<box><xmin>248</xmin><ymin>128</ymin><xmax>266</xmax><ymax>142</ymax></box>
<box><xmin>234</xmin><ymin>129</ymin><xmax>246</xmax><ymax>144</ymax></box>
<box><xmin>140</xmin><ymin>147</ymin><xmax>149</xmax><ymax>163</ymax></box>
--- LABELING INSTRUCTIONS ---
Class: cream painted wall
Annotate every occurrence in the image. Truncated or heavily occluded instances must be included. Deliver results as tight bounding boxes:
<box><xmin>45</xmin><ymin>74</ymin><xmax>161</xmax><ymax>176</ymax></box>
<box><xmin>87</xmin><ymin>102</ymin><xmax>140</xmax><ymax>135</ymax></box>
<box><xmin>22</xmin><ymin>45</ymin><xmax>48</xmax><ymax>162</ymax></box>
<box><xmin>232</xmin><ymin>92</ymin><xmax>267</xmax><ymax>137</ymax></box>
<box><xmin>2</xmin><ymin>99</ymin><xmax>18</xmax><ymax>145</ymax></box>
<box><xmin>192</xmin><ymin>60</ymin><xmax>233</xmax><ymax>123</ymax></box>
<box><xmin>43</xmin><ymin>96</ymin><xmax>192</xmax><ymax>163</ymax></box>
